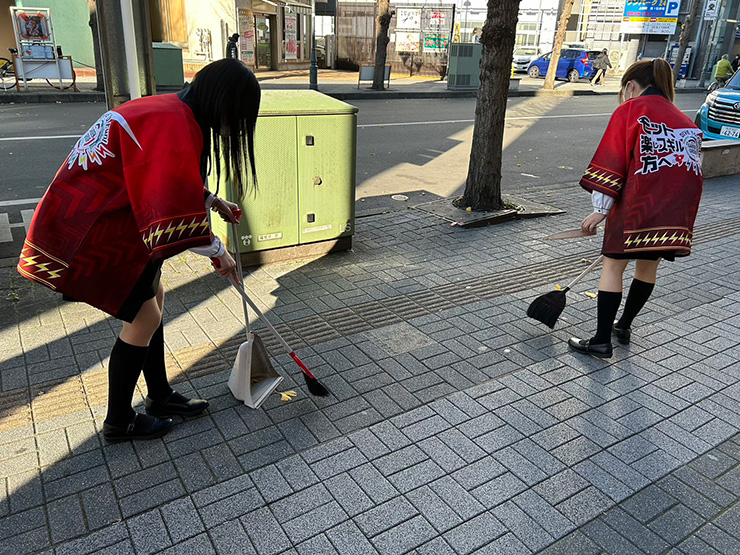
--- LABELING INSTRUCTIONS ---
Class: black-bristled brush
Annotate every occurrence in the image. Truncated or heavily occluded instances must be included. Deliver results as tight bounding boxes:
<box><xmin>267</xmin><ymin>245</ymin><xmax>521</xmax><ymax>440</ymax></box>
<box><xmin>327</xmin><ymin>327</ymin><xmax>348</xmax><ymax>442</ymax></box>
<box><xmin>527</xmin><ymin>256</ymin><xmax>604</xmax><ymax>329</ymax></box>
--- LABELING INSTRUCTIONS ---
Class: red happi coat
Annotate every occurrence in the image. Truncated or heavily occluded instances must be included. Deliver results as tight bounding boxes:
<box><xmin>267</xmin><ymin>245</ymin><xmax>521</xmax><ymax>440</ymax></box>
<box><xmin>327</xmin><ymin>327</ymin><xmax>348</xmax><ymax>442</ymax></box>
<box><xmin>579</xmin><ymin>92</ymin><xmax>703</xmax><ymax>257</ymax></box>
<box><xmin>18</xmin><ymin>94</ymin><xmax>212</xmax><ymax>317</ymax></box>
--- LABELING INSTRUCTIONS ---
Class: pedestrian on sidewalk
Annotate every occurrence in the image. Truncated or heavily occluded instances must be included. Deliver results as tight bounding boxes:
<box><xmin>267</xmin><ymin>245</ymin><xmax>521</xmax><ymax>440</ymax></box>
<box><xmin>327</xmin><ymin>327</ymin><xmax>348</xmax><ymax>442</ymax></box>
<box><xmin>17</xmin><ymin>58</ymin><xmax>260</xmax><ymax>441</ymax></box>
<box><xmin>569</xmin><ymin>58</ymin><xmax>703</xmax><ymax>358</ymax></box>
<box><xmin>590</xmin><ymin>49</ymin><xmax>612</xmax><ymax>86</ymax></box>
<box><xmin>226</xmin><ymin>33</ymin><xmax>240</xmax><ymax>60</ymax></box>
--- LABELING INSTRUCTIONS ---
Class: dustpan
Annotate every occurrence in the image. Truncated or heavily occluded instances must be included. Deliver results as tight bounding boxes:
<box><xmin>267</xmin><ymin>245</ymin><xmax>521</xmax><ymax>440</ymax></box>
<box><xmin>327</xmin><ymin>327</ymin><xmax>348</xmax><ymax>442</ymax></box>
<box><xmin>222</xmin><ymin>213</ymin><xmax>284</xmax><ymax>409</ymax></box>
<box><xmin>228</xmin><ymin>331</ymin><xmax>283</xmax><ymax>408</ymax></box>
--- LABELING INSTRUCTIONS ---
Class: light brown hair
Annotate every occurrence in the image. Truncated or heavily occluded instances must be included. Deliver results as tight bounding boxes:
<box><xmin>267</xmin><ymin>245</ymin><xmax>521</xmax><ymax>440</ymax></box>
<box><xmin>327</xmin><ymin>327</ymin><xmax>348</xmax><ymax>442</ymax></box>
<box><xmin>619</xmin><ymin>58</ymin><xmax>675</xmax><ymax>104</ymax></box>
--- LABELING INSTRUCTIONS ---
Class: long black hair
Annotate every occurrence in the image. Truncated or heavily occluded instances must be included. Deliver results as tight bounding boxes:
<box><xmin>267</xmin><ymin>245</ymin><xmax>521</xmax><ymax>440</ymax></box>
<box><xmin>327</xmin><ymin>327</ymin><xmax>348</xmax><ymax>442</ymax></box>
<box><xmin>190</xmin><ymin>58</ymin><xmax>261</xmax><ymax>199</ymax></box>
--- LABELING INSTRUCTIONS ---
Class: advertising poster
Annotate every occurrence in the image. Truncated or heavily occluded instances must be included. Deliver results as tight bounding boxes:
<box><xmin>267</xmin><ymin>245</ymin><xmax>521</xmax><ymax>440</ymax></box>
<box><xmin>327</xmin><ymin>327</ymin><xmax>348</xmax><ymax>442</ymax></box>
<box><xmin>429</xmin><ymin>12</ymin><xmax>446</xmax><ymax>27</ymax></box>
<box><xmin>704</xmin><ymin>0</ymin><xmax>719</xmax><ymax>21</ymax></box>
<box><xmin>396</xmin><ymin>32</ymin><xmax>420</xmax><ymax>52</ymax></box>
<box><xmin>423</xmin><ymin>33</ymin><xmax>448</xmax><ymax>52</ymax></box>
<box><xmin>237</xmin><ymin>8</ymin><xmax>256</xmax><ymax>64</ymax></box>
<box><xmin>397</xmin><ymin>9</ymin><xmax>421</xmax><ymax>30</ymax></box>
<box><xmin>15</xmin><ymin>11</ymin><xmax>50</xmax><ymax>41</ymax></box>
<box><xmin>620</xmin><ymin>0</ymin><xmax>682</xmax><ymax>35</ymax></box>
<box><xmin>285</xmin><ymin>13</ymin><xmax>297</xmax><ymax>60</ymax></box>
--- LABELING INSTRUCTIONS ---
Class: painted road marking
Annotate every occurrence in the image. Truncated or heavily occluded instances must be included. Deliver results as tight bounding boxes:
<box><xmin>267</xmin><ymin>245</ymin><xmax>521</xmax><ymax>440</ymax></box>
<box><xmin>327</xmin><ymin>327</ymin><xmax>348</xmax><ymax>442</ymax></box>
<box><xmin>0</xmin><ymin>213</ymin><xmax>12</xmax><ymax>243</ymax></box>
<box><xmin>0</xmin><ymin>198</ymin><xmax>42</xmax><ymax>208</ymax></box>
<box><xmin>0</xmin><ymin>209</ymin><xmax>35</xmax><ymax>244</ymax></box>
<box><xmin>21</xmin><ymin>209</ymin><xmax>34</xmax><ymax>233</ymax></box>
<box><xmin>0</xmin><ymin>135</ymin><xmax>78</xmax><ymax>142</ymax></box>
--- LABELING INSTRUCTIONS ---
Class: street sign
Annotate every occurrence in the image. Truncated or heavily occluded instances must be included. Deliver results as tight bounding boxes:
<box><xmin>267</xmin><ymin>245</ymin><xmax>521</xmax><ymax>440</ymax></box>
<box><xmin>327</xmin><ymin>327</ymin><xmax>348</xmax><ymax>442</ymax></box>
<box><xmin>621</xmin><ymin>0</ymin><xmax>682</xmax><ymax>35</ymax></box>
<box><xmin>704</xmin><ymin>0</ymin><xmax>720</xmax><ymax>21</ymax></box>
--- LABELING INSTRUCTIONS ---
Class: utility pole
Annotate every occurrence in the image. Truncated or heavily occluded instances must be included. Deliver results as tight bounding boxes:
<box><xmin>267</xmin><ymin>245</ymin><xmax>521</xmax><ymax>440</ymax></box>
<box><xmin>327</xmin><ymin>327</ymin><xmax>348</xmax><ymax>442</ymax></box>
<box><xmin>688</xmin><ymin>0</ymin><xmax>708</xmax><ymax>78</ymax></box>
<box><xmin>95</xmin><ymin>0</ymin><xmax>155</xmax><ymax>109</ymax></box>
<box><xmin>310</xmin><ymin>0</ymin><xmax>318</xmax><ymax>90</ymax></box>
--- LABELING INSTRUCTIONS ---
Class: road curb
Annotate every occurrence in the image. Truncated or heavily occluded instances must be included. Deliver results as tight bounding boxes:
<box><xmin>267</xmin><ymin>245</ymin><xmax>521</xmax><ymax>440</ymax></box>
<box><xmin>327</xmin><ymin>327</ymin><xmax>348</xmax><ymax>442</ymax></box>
<box><xmin>0</xmin><ymin>86</ymin><xmax>707</xmax><ymax>105</ymax></box>
<box><xmin>0</xmin><ymin>91</ymin><xmax>105</xmax><ymax>104</ymax></box>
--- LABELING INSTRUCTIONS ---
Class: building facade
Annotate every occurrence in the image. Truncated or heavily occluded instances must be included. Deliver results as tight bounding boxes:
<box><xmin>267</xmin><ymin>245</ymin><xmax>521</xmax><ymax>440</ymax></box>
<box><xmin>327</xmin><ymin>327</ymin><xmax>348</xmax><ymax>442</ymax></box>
<box><xmin>4</xmin><ymin>0</ymin><xmax>316</xmax><ymax>78</ymax></box>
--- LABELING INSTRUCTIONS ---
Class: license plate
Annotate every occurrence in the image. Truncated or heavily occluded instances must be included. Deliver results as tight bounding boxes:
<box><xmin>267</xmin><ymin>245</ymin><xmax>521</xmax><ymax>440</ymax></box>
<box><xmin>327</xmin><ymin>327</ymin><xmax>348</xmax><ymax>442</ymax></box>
<box><xmin>720</xmin><ymin>125</ymin><xmax>740</xmax><ymax>138</ymax></box>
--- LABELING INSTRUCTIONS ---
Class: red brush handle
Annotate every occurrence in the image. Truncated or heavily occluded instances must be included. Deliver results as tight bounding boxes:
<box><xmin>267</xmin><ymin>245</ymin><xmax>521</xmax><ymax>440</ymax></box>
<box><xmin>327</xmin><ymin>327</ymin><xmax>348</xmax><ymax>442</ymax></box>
<box><xmin>290</xmin><ymin>351</ymin><xmax>316</xmax><ymax>380</ymax></box>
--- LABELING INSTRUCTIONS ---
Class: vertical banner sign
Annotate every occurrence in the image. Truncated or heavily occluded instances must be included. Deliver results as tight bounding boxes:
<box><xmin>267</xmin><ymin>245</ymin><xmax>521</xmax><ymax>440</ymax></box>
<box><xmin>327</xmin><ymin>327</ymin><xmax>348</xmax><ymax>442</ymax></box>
<box><xmin>669</xmin><ymin>45</ymin><xmax>693</xmax><ymax>78</ymax></box>
<box><xmin>621</xmin><ymin>0</ymin><xmax>682</xmax><ymax>35</ymax></box>
<box><xmin>13</xmin><ymin>10</ymin><xmax>53</xmax><ymax>58</ymax></box>
<box><xmin>237</xmin><ymin>8</ymin><xmax>256</xmax><ymax>64</ymax></box>
<box><xmin>285</xmin><ymin>13</ymin><xmax>297</xmax><ymax>60</ymax></box>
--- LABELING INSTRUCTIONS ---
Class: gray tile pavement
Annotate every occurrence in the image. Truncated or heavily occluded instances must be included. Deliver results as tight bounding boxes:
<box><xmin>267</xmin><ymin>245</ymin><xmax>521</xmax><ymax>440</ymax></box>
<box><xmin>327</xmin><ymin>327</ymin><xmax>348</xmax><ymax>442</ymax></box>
<box><xmin>1</xmin><ymin>176</ymin><xmax>740</xmax><ymax>553</ymax></box>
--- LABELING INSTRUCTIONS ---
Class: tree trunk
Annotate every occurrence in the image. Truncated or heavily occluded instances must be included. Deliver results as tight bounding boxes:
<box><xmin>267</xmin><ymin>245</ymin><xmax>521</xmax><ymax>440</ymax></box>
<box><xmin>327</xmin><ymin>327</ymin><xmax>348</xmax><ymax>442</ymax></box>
<box><xmin>372</xmin><ymin>0</ymin><xmax>392</xmax><ymax>90</ymax></box>
<box><xmin>87</xmin><ymin>0</ymin><xmax>105</xmax><ymax>91</ymax></box>
<box><xmin>458</xmin><ymin>0</ymin><xmax>522</xmax><ymax>211</ymax></box>
<box><xmin>543</xmin><ymin>0</ymin><xmax>575</xmax><ymax>90</ymax></box>
<box><xmin>673</xmin><ymin>0</ymin><xmax>701</xmax><ymax>82</ymax></box>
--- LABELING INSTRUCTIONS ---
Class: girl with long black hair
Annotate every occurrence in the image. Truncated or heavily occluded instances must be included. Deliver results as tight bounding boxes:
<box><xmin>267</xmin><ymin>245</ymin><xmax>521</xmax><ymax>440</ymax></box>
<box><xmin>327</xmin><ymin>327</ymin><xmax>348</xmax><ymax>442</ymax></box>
<box><xmin>19</xmin><ymin>59</ymin><xmax>260</xmax><ymax>441</ymax></box>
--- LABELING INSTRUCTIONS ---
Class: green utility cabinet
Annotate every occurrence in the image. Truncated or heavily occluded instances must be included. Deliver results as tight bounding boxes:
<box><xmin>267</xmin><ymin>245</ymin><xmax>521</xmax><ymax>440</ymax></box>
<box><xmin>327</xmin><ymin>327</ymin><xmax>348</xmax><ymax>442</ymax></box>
<box><xmin>152</xmin><ymin>42</ymin><xmax>185</xmax><ymax>88</ymax></box>
<box><xmin>209</xmin><ymin>90</ymin><xmax>358</xmax><ymax>259</ymax></box>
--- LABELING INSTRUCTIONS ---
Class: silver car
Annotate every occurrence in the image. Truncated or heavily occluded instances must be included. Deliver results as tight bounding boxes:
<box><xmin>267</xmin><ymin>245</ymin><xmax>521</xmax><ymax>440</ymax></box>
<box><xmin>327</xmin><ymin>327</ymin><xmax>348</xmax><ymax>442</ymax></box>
<box><xmin>512</xmin><ymin>46</ymin><xmax>542</xmax><ymax>73</ymax></box>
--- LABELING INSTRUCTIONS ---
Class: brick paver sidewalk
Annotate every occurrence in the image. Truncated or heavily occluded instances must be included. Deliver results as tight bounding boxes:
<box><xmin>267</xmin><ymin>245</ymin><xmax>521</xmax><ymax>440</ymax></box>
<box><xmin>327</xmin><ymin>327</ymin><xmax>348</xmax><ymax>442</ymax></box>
<box><xmin>1</xmin><ymin>176</ymin><xmax>739</xmax><ymax>554</ymax></box>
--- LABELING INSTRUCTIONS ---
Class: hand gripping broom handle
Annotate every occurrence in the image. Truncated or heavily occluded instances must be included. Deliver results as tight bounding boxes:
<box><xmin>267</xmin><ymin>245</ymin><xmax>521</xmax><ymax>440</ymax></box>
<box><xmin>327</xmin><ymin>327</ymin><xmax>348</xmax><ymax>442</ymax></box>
<box><xmin>562</xmin><ymin>255</ymin><xmax>604</xmax><ymax>293</ymax></box>
<box><xmin>227</xmin><ymin>275</ymin><xmax>318</xmax><ymax>381</ymax></box>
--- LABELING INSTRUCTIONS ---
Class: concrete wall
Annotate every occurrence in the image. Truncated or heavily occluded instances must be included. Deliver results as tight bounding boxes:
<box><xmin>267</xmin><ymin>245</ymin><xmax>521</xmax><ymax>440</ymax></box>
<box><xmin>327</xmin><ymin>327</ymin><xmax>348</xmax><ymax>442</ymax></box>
<box><xmin>702</xmin><ymin>139</ymin><xmax>740</xmax><ymax>179</ymax></box>
<box><xmin>1</xmin><ymin>0</ymin><xmax>16</xmax><ymax>55</ymax></box>
<box><xmin>15</xmin><ymin>0</ymin><xmax>95</xmax><ymax>68</ymax></box>
<box><xmin>183</xmin><ymin>0</ymin><xmax>235</xmax><ymax>65</ymax></box>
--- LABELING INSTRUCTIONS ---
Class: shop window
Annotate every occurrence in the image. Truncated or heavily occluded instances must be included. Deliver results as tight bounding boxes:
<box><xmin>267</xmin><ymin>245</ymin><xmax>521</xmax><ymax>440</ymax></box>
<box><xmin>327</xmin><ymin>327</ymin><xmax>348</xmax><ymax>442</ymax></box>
<box><xmin>150</xmin><ymin>0</ymin><xmax>187</xmax><ymax>44</ymax></box>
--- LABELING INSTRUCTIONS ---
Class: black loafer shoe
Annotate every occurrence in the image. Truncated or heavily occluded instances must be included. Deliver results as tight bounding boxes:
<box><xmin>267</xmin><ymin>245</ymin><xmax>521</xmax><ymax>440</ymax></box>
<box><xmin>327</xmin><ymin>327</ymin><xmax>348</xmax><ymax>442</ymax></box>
<box><xmin>568</xmin><ymin>337</ymin><xmax>613</xmax><ymax>358</ymax></box>
<box><xmin>613</xmin><ymin>325</ymin><xmax>631</xmax><ymax>345</ymax></box>
<box><xmin>103</xmin><ymin>413</ymin><xmax>173</xmax><ymax>443</ymax></box>
<box><xmin>145</xmin><ymin>391</ymin><xmax>209</xmax><ymax>417</ymax></box>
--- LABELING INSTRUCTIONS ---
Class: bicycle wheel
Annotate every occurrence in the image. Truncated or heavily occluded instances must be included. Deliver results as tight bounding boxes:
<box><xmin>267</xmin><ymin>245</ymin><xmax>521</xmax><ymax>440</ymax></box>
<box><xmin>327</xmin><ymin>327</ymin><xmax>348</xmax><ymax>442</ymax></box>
<box><xmin>0</xmin><ymin>57</ymin><xmax>13</xmax><ymax>75</ymax></box>
<box><xmin>0</xmin><ymin>57</ymin><xmax>15</xmax><ymax>91</ymax></box>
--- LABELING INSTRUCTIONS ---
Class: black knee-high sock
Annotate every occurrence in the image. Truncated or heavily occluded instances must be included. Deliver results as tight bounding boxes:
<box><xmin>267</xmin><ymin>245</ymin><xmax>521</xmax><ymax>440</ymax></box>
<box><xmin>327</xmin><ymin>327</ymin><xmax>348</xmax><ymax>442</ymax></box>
<box><xmin>592</xmin><ymin>291</ymin><xmax>622</xmax><ymax>344</ymax></box>
<box><xmin>106</xmin><ymin>338</ymin><xmax>149</xmax><ymax>427</ymax></box>
<box><xmin>142</xmin><ymin>321</ymin><xmax>173</xmax><ymax>402</ymax></box>
<box><xmin>616</xmin><ymin>278</ymin><xmax>655</xmax><ymax>330</ymax></box>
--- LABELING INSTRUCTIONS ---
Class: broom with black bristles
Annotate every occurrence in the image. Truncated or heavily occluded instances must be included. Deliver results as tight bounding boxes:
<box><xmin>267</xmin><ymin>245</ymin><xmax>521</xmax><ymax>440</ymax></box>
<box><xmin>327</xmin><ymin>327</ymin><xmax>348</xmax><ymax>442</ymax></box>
<box><xmin>213</xmin><ymin>217</ymin><xmax>330</xmax><ymax>397</ymax></box>
<box><xmin>228</xmin><ymin>278</ymin><xmax>331</xmax><ymax>396</ymax></box>
<box><xmin>527</xmin><ymin>256</ymin><xmax>604</xmax><ymax>329</ymax></box>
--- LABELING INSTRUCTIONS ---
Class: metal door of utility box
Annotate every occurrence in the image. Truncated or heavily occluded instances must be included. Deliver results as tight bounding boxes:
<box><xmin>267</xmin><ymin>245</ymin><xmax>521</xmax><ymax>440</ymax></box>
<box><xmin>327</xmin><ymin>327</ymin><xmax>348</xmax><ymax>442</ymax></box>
<box><xmin>209</xmin><ymin>90</ymin><xmax>357</xmax><ymax>256</ymax></box>
<box><xmin>298</xmin><ymin>114</ymin><xmax>356</xmax><ymax>244</ymax></box>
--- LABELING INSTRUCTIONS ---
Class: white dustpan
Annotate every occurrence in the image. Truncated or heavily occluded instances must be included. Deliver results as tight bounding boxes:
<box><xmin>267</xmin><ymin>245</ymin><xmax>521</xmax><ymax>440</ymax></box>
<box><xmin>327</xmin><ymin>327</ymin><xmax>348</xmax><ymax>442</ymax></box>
<box><xmin>228</xmin><ymin>331</ymin><xmax>283</xmax><ymax>409</ymax></box>
<box><xmin>219</xmin><ymin>212</ymin><xmax>284</xmax><ymax>409</ymax></box>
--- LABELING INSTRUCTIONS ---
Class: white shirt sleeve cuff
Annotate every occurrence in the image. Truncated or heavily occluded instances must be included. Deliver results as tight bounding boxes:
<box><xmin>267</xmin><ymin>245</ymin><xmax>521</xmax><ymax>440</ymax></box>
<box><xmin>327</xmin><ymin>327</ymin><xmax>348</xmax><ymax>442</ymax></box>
<box><xmin>592</xmin><ymin>191</ymin><xmax>614</xmax><ymax>215</ymax></box>
<box><xmin>189</xmin><ymin>236</ymin><xmax>225</xmax><ymax>258</ymax></box>
<box><xmin>205</xmin><ymin>192</ymin><xmax>217</xmax><ymax>211</ymax></box>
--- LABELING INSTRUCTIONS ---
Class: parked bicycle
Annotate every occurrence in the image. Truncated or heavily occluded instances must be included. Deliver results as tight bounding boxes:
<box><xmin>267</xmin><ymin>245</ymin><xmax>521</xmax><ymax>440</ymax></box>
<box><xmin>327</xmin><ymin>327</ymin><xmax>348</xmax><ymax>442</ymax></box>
<box><xmin>0</xmin><ymin>56</ymin><xmax>15</xmax><ymax>91</ymax></box>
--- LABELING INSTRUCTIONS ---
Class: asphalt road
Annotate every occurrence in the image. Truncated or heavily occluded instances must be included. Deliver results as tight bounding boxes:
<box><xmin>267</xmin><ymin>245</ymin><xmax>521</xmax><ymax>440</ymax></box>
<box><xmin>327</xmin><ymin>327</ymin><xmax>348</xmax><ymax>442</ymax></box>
<box><xmin>0</xmin><ymin>93</ymin><xmax>707</xmax><ymax>259</ymax></box>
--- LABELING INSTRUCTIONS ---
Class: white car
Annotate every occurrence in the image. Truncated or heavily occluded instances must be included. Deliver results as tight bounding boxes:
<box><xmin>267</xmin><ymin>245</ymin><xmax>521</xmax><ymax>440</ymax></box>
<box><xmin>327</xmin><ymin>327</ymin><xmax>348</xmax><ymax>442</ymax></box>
<box><xmin>512</xmin><ymin>47</ymin><xmax>542</xmax><ymax>73</ymax></box>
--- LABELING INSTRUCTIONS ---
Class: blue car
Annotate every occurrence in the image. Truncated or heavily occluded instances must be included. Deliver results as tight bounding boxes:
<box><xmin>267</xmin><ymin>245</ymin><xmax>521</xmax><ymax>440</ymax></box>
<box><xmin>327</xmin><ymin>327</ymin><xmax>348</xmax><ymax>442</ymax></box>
<box><xmin>527</xmin><ymin>49</ymin><xmax>600</xmax><ymax>82</ymax></box>
<box><xmin>695</xmin><ymin>72</ymin><xmax>740</xmax><ymax>140</ymax></box>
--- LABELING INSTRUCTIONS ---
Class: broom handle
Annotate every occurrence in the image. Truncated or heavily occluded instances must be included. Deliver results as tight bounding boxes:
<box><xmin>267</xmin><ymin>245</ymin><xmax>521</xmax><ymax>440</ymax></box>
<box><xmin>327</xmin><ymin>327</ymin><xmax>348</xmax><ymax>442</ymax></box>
<box><xmin>226</xmin><ymin>276</ymin><xmax>319</xmax><ymax>380</ymax></box>
<box><xmin>230</xmin><ymin>220</ymin><xmax>249</xmax><ymax>336</ymax></box>
<box><xmin>563</xmin><ymin>255</ymin><xmax>604</xmax><ymax>292</ymax></box>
